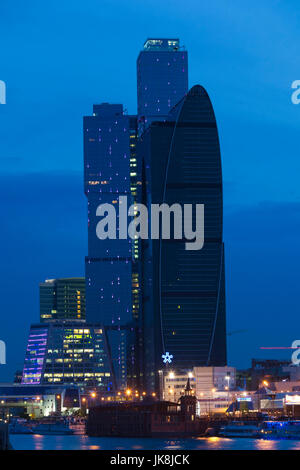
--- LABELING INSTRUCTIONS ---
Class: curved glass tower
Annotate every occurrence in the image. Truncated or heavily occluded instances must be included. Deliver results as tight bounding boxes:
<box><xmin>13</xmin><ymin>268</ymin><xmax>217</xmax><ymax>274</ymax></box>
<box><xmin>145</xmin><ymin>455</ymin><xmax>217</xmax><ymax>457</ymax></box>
<box><xmin>141</xmin><ymin>85</ymin><xmax>227</xmax><ymax>391</ymax></box>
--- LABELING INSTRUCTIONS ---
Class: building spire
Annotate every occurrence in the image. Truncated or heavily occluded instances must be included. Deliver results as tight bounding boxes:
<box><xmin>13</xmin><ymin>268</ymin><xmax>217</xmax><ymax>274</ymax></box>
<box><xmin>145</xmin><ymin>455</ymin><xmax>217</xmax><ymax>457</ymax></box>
<box><xmin>185</xmin><ymin>377</ymin><xmax>192</xmax><ymax>395</ymax></box>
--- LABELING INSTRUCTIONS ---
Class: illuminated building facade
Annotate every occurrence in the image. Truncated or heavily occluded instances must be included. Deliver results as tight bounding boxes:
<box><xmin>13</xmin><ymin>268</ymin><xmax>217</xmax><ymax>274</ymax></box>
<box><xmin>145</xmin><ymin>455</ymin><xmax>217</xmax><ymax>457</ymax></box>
<box><xmin>140</xmin><ymin>85</ymin><xmax>227</xmax><ymax>392</ymax></box>
<box><xmin>22</xmin><ymin>323</ymin><xmax>114</xmax><ymax>392</ymax></box>
<box><xmin>0</xmin><ymin>384</ymin><xmax>81</xmax><ymax>418</ymax></box>
<box><xmin>137</xmin><ymin>38</ymin><xmax>188</xmax><ymax>132</ymax></box>
<box><xmin>40</xmin><ymin>278</ymin><xmax>85</xmax><ymax>322</ymax></box>
<box><xmin>83</xmin><ymin>104</ymin><xmax>141</xmax><ymax>389</ymax></box>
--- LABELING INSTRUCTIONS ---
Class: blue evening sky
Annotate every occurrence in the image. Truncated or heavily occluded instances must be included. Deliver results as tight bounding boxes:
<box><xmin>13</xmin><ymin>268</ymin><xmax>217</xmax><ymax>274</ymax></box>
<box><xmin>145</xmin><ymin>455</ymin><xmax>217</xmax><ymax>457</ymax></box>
<box><xmin>0</xmin><ymin>0</ymin><xmax>299</xmax><ymax>380</ymax></box>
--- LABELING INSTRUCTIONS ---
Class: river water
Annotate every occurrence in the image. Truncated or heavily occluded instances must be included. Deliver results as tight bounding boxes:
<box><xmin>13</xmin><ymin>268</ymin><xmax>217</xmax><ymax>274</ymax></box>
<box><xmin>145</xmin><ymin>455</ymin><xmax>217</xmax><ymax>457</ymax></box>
<box><xmin>9</xmin><ymin>434</ymin><xmax>300</xmax><ymax>450</ymax></box>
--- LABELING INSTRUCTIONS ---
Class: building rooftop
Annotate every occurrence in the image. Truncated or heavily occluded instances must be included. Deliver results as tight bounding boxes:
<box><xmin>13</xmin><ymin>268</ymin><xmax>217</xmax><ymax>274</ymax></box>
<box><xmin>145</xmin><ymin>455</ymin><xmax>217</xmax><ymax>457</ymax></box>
<box><xmin>143</xmin><ymin>38</ymin><xmax>181</xmax><ymax>51</ymax></box>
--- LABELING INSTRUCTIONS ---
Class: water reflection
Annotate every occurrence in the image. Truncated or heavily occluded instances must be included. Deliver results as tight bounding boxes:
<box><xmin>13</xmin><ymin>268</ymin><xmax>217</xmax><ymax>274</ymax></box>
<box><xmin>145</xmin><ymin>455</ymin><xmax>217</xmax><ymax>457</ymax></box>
<box><xmin>32</xmin><ymin>434</ymin><xmax>45</xmax><ymax>451</ymax></box>
<box><xmin>10</xmin><ymin>435</ymin><xmax>300</xmax><ymax>451</ymax></box>
<box><xmin>254</xmin><ymin>439</ymin><xmax>280</xmax><ymax>450</ymax></box>
<box><xmin>164</xmin><ymin>440</ymin><xmax>183</xmax><ymax>450</ymax></box>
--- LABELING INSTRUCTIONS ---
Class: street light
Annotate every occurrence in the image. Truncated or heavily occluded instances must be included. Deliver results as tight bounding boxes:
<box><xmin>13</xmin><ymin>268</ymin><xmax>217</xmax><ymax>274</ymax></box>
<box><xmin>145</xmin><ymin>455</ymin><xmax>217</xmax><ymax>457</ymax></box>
<box><xmin>225</xmin><ymin>374</ymin><xmax>230</xmax><ymax>409</ymax></box>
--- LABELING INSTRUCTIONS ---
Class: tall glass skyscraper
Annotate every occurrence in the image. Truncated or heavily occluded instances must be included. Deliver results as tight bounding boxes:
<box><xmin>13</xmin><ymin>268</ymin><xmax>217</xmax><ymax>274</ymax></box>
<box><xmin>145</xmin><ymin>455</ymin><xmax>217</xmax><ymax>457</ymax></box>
<box><xmin>83</xmin><ymin>104</ymin><xmax>140</xmax><ymax>390</ymax></box>
<box><xmin>140</xmin><ymin>85</ymin><xmax>227</xmax><ymax>392</ymax></box>
<box><xmin>137</xmin><ymin>38</ymin><xmax>188</xmax><ymax>132</ymax></box>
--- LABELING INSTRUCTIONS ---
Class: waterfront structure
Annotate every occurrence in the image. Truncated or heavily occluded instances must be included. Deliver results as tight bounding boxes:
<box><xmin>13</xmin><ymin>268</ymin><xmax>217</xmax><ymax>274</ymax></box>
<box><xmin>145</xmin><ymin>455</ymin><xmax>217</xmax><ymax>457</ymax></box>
<box><xmin>163</xmin><ymin>367</ymin><xmax>236</xmax><ymax>403</ymax></box>
<box><xmin>83</xmin><ymin>104</ymin><xmax>141</xmax><ymax>390</ymax></box>
<box><xmin>40</xmin><ymin>278</ymin><xmax>85</xmax><ymax>322</ymax></box>
<box><xmin>87</xmin><ymin>381</ymin><xmax>208</xmax><ymax>437</ymax></box>
<box><xmin>0</xmin><ymin>423</ymin><xmax>8</xmax><ymax>450</ymax></box>
<box><xmin>137</xmin><ymin>38</ymin><xmax>188</xmax><ymax>133</ymax></box>
<box><xmin>250</xmin><ymin>359</ymin><xmax>291</xmax><ymax>390</ymax></box>
<box><xmin>0</xmin><ymin>384</ymin><xmax>80</xmax><ymax>418</ymax></box>
<box><xmin>140</xmin><ymin>85</ymin><xmax>227</xmax><ymax>392</ymax></box>
<box><xmin>21</xmin><ymin>323</ymin><xmax>114</xmax><ymax>392</ymax></box>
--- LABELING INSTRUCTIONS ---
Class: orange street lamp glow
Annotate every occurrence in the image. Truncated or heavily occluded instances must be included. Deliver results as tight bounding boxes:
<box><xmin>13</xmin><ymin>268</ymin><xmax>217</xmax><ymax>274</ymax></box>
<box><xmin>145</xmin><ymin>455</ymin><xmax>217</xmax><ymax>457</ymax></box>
<box><xmin>91</xmin><ymin>392</ymin><xmax>96</xmax><ymax>398</ymax></box>
<box><xmin>125</xmin><ymin>389</ymin><xmax>132</xmax><ymax>396</ymax></box>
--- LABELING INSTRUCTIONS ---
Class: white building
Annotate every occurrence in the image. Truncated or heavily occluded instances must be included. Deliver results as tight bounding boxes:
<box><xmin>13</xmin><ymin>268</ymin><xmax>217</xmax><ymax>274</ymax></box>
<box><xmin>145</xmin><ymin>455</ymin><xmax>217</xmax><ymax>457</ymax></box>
<box><xmin>163</xmin><ymin>366</ymin><xmax>240</xmax><ymax>414</ymax></box>
<box><xmin>164</xmin><ymin>367</ymin><xmax>236</xmax><ymax>401</ymax></box>
<box><xmin>194</xmin><ymin>367</ymin><xmax>236</xmax><ymax>398</ymax></box>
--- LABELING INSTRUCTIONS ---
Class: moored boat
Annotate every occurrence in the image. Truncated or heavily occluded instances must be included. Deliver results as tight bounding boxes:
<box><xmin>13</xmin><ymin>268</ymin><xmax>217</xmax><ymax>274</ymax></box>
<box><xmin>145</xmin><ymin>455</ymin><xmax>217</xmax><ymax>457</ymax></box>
<box><xmin>9</xmin><ymin>422</ymin><xmax>33</xmax><ymax>434</ymax></box>
<box><xmin>219</xmin><ymin>422</ymin><xmax>260</xmax><ymax>438</ymax></box>
<box><xmin>260</xmin><ymin>420</ymin><xmax>300</xmax><ymax>439</ymax></box>
<box><xmin>32</xmin><ymin>422</ymin><xmax>74</xmax><ymax>435</ymax></box>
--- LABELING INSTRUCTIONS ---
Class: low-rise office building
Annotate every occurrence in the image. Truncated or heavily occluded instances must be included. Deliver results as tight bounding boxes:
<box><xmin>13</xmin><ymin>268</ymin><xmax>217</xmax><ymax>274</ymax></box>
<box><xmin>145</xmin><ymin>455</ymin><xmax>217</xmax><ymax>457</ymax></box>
<box><xmin>21</xmin><ymin>322</ymin><xmax>114</xmax><ymax>392</ymax></box>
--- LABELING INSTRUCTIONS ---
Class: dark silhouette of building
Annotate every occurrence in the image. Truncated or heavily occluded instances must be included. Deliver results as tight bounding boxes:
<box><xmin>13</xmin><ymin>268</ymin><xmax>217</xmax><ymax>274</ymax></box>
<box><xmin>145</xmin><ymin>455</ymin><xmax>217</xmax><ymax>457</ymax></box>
<box><xmin>87</xmin><ymin>389</ymin><xmax>207</xmax><ymax>437</ymax></box>
<box><xmin>238</xmin><ymin>359</ymin><xmax>291</xmax><ymax>391</ymax></box>
<box><xmin>140</xmin><ymin>85</ymin><xmax>227</xmax><ymax>392</ymax></box>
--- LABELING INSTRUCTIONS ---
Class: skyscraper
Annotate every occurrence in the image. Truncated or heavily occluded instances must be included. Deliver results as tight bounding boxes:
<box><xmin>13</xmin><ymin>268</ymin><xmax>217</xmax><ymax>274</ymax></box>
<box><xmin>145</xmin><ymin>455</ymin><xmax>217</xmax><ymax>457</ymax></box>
<box><xmin>140</xmin><ymin>85</ymin><xmax>227</xmax><ymax>392</ymax></box>
<box><xmin>137</xmin><ymin>38</ymin><xmax>188</xmax><ymax>132</ymax></box>
<box><xmin>83</xmin><ymin>104</ymin><xmax>140</xmax><ymax>389</ymax></box>
<box><xmin>40</xmin><ymin>278</ymin><xmax>86</xmax><ymax>322</ymax></box>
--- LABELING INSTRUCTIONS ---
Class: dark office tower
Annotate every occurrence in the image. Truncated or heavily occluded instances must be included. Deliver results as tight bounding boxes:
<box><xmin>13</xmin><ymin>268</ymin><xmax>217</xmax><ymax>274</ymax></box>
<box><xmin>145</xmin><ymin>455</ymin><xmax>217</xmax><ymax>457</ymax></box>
<box><xmin>84</xmin><ymin>104</ymin><xmax>140</xmax><ymax>390</ymax></box>
<box><xmin>137</xmin><ymin>38</ymin><xmax>188</xmax><ymax>132</ymax></box>
<box><xmin>140</xmin><ymin>85</ymin><xmax>227</xmax><ymax>392</ymax></box>
<box><xmin>40</xmin><ymin>278</ymin><xmax>86</xmax><ymax>322</ymax></box>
